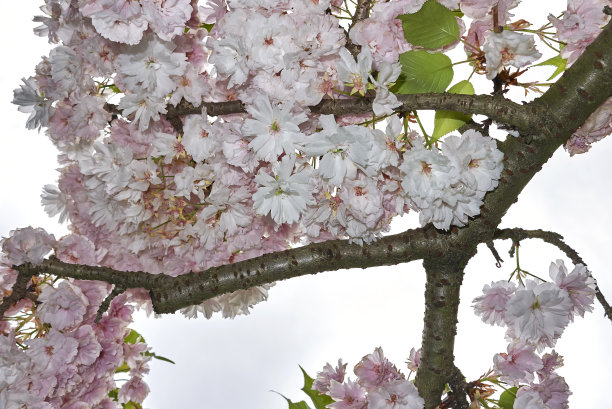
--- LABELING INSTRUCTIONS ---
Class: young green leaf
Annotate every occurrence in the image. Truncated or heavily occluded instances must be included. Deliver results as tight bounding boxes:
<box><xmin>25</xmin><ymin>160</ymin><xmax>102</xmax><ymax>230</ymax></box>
<box><xmin>144</xmin><ymin>351</ymin><xmax>176</xmax><ymax>364</ymax></box>
<box><xmin>535</xmin><ymin>55</ymin><xmax>567</xmax><ymax>80</ymax></box>
<box><xmin>299</xmin><ymin>366</ymin><xmax>334</xmax><ymax>409</ymax></box>
<box><xmin>108</xmin><ymin>389</ymin><xmax>119</xmax><ymax>401</ymax></box>
<box><xmin>124</xmin><ymin>329</ymin><xmax>144</xmax><ymax>344</ymax></box>
<box><xmin>115</xmin><ymin>362</ymin><xmax>130</xmax><ymax>373</ymax></box>
<box><xmin>274</xmin><ymin>391</ymin><xmax>313</xmax><ymax>409</ymax></box>
<box><xmin>200</xmin><ymin>23</ymin><xmax>215</xmax><ymax>32</ymax></box>
<box><xmin>122</xmin><ymin>401</ymin><xmax>143</xmax><ymax>409</ymax></box>
<box><xmin>392</xmin><ymin>50</ymin><xmax>453</xmax><ymax>94</ymax></box>
<box><xmin>398</xmin><ymin>0</ymin><xmax>460</xmax><ymax>49</ymax></box>
<box><xmin>498</xmin><ymin>386</ymin><xmax>519</xmax><ymax>409</ymax></box>
<box><xmin>431</xmin><ymin>80</ymin><xmax>475</xmax><ymax>143</ymax></box>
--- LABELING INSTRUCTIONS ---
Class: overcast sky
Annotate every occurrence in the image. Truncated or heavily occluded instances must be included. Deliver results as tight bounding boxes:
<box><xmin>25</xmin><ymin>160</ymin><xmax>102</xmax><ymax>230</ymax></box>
<box><xmin>1</xmin><ymin>2</ymin><xmax>611</xmax><ymax>409</ymax></box>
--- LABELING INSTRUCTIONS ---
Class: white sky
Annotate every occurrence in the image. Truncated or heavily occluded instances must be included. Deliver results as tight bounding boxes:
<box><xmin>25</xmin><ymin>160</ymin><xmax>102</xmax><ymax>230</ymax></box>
<box><xmin>0</xmin><ymin>2</ymin><xmax>611</xmax><ymax>409</ymax></box>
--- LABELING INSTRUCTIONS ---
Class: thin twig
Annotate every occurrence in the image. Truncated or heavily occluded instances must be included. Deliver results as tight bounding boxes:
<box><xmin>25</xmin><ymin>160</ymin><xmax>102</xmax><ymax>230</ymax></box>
<box><xmin>494</xmin><ymin>228</ymin><xmax>612</xmax><ymax>322</ymax></box>
<box><xmin>95</xmin><ymin>285</ymin><xmax>125</xmax><ymax>323</ymax></box>
<box><xmin>486</xmin><ymin>241</ymin><xmax>503</xmax><ymax>268</ymax></box>
<box><xmin>344</xmin><ymin>0</ymin><xmax>373</xmax><ymax>57</ymax></box>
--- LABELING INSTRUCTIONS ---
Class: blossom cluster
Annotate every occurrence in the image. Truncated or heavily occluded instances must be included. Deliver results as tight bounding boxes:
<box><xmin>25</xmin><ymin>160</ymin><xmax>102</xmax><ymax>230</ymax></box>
<box><xmin>9</xmin><ymin>0</ymin><xmax>512</xmax><ymax>323</ymax></box>
<box><xmin>312</xmin><ymin>347</ymin><xmax>424</xmax><ymax>409</ymax></box>
<box><xmin>473</xmin><ymin>260</ymin><xmax>597</xmax><ymax>408</ymax></box>
<box><xmin>0</xmin><ymin>257</ymin><xmax>151</xmax><ymax>408</ymax></box>
<box><xmin>3</xmin><ymin>0</ymin><xmax>612</xmax><ymax>406</ymax></box>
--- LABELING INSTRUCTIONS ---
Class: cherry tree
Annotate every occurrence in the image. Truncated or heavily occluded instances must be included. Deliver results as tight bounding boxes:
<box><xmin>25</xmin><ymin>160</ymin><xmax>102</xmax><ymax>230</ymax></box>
<box><xmin>1</xmin><ymin>1</ymin><xmax>612</xmax><ymax>409</ymax></box>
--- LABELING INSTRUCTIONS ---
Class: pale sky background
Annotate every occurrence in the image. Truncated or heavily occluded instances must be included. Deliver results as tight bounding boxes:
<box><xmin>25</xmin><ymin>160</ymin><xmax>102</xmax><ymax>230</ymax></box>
<box><xmin>1</xmin><ymin>2</ymin><xmax>611</xmax><ymax>409</ymax></box>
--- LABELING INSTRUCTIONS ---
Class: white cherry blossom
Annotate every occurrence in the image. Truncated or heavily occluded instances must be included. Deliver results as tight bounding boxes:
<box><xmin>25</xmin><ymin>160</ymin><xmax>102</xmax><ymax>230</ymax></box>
<box><xmin>483</xmin><ymin>30</ymin><xmax>542</xmax><ymax>80</ymax></box>
<box><xmin>253</xmin><ymin>156</ymin><xmax>315</xmax><ymax>224</ymax></box>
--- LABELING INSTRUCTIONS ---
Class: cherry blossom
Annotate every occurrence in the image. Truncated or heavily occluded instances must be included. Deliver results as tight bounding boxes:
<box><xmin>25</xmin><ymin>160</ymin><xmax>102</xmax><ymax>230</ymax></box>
<box><xmin>505</xmin><ymin>280</ymin><xmax>573</xmax><ymax>349</ymax></box>
<box><xmin>483</xmin><ymin>30</ymin><xmax>541</xmax><ymax>80</ymax></box>
<box><xmin>548</xmin><ymin>260</ymin><xmax>596</xmax><ymax>319</ymax></box>
<box><xmin>493</xmin><ymin>341</ymin><xmax>543</xmax><ymax>385</ymax></box>
<box><xmin>549</xmin><ymin>0</ymin><xmax>612</xmax><ymax>65</ymax></box>
<box><xmin>12</xmin><ymin>76</ymin><xmax>54</xmax><ymax>131</ymax></box>
<box><xmin>242</xmin><ymin>94</ymin><xmax>308</xmax><ymax>162</ymax></box>
<box><xmin>328</xmin><ymin>379</ymin><xmax>368</xmax><ymax>409</ymax></box>
<box><xmin>1</xmin><ymin>227</ymin><xmax>56</xmax><ymax>266</ymax></box>
<box><xmin>313</xmin><ymin>359</ymin><xmax>347</xmax><ymax>394</ymax></box>
<box><xmin>473</xmin><ymin>280</ymin><xmax>517</xmax><ymax>326</ymax></box>
<box><xmin>253</xmin><ymin>156</ymin><xmax>315</xmax><ymax>225</ymax></box>
<box><xmin>367</xmin><ymin>379</ymin><xmax>424</xmax><ymax>409</ymax></box>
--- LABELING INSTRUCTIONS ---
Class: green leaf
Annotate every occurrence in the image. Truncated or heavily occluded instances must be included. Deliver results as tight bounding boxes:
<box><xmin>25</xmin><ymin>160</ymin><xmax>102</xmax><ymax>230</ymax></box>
<box><xmin>431</xmin><ymin>80</ymin><xmax>475</xmax><ymax>143</ymax></box>
<box><xmin>274</xmin><ymin>391</ymin><xmax>313</xmax><ymax>409</ymax></box>
<box><xmin>124</xmin><ymin>329</ymin><xmax>144</xmax><ymax>344</ymax></box>
<box><xmin>398</xmin><ymin>0</ymin><xmax>460</xmax><ymax>49</ymax></box>
<box><xmin>498</xmin><ymin>386</ymin><xmax>519</xmax><ymax>409</ymax></box>
<box><xmin>535</xmin><ymin>55</ymin><xmax>567</xmax><ymax>80</ymax></box>
<box><xmin>144</xmin><ymin>351</ymin><xmax>176</xmax><ymax>364</ymax></box>
<box><xmin>115</xmin><ymin>362</ymin><xmax>130</xmax><ymax>373</ymax></box>
<box><xmin>299</xmin><ymin>366</ymin><xmax>334</xmax><ymax>409</ymax></box>
<box><xmin>200</xmin><ymin>23</ymin><xmax>215</xmax><ymax>32</ymax></box>
<box><xmin>122</xmin><ymin>401</ymin><xmax>142</xmax><ymax>409</ymax></box>
<box><xmin>108</xmin><ymin>389</ymin><xmax>119</xmax><ymax>401</ymax></box>
<box><xmin>392</xmin><ymin>50</ymin><xmax>453</xmax><ymax>95</ymax></box>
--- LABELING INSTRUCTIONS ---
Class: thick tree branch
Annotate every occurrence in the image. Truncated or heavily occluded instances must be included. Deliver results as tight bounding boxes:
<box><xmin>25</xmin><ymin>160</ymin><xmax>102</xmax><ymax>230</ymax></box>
<box><xmin>2</xmin><ymin>226</ymin><xmax>442</xmax><ymax>317</ymax></box>
<box><xmin>20</xmin><ymin>256</ymin><xmax>161</xmax><ymax>290</ymax></box>
<box><xmin>415</xmin><ymin>254</ymin><xmax>472</xmax><ymax>409</ymax></box>
<box><xmin>149</xmin><ymin>226</ymin><xmax>443</xmax><ymax>313</ymax></box>
<box><xmin>494</xmin><ymin>228</ymin><xmax>612</xmax><ymax>322</ymax></box>
<box><xmin>106</xmin><ymin>93</ymin><xmax>537</xmax><ymax>136</ymax></box>
<box><xmin>0</xmin><ymin>270</ymin><xmax>33</xmax><ymax>318</ymax></box>
<box><xmin>436</xmin><ymin>366</ymin><xmax>470</xmax><ymax>409</ymax></box>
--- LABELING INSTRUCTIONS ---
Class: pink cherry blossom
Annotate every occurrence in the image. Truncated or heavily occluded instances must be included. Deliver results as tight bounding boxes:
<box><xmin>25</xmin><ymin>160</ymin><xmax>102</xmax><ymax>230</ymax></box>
<box><xmin>406</xmin><ymin>348</ymin><xmax>421</xmax><ymax>373</ymax></box>
<box><xmin>549</xmin><ymin>0</ymin><xmax>611</xmax><ymax>65</ymax></box>
<box><xmin>505</xmin><ymin>281</ymin><xmax>573</xmax><ymax>349</ymax></box>
<box><xmin>313</xmin><ymin>359</ymin><xmax>347</xmax><ymax>393</ymax></box>
<box><xmin>548</xmin><ymin>260</ymin><xmax>596</xmax><ymax>319</ymax></box>
<box><xmin>473</xmin><ymin>280</ymin><xmax>517</xmax><ymax>326</ymax></box>
<box><xmin>367</xmin><ymin>379</ymin><xmax>424</xmax><ymax>409</ymax></box>
<box><xmin>328</xmin><ymin>379</ymin><xmax>368</xmax><ymax>409</ymax></box>
<box><xmin>537</xmin><ymin>350</ymin><xmax>564</xmax><ymax>382</ymax></box>
<box><xmin>354</xmin><ymin>347</ymin><xmax>403</xmax><ymax>389</ymax></box>
<box><xmin>565</xmin><ymin>97</ymin><xmax>612</xmax><ymax>155</ymax></box>
<box><xmin>37</xmin><ymin>281</ymin><xmax>89</xmax><ymax>331</ymax></box>
<box><xmin>118</xmin><ymin>375</ymin><xmax>150</xmax><ymax>403</ymax></box>
<box><xmin>493</xmin><ymin>341</ymin><xmax>543</xmax><ymax>385</ymax></box>
<box><xmin>515</xmin><ymin>374</ymin><xmax>571</xmax><ymax>409</ymax></box>
<box><xmin>1</xmin><ymin>227</ymin><xmax>56</xmax><ymax>266</ymax></box>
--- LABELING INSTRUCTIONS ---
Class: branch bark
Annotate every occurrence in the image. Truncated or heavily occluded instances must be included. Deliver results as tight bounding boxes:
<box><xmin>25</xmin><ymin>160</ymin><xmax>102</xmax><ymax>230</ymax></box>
<box><xmin>415</xmin><ymin>254</ymin><xmax>472</xmax><ymax>409</ymax></box>
<box><xmin>0</xmin><ymin>270</ymin><xmax>33</xmax><ymax>318</ymax></box>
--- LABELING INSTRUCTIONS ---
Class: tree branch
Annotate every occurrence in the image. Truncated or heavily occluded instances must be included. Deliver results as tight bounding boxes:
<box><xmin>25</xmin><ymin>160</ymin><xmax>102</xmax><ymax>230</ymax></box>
<box><xmin>415</xmin><ymin>254</ymin><xmax>472</xmax><ymax>409</ymax></box>
<box><xmin>0</xmin><ymin>269</ymin><xmax>33</xmax><ymax>318</ymax></box>
<box><xmin>494</xmin><ymin>228</ymin><xmax>612</xmax><ymax>322</ymax></box>
<box><xmin>2</xmin><ymin>226</ymin><xmax>444</xmax><ymax>316</ymax></box>
<box><xmin>150</xmin><ymin>226</ymin><xmax>444</xmax><ymax>313</ymax></box>
<box><xmin>344</xmin><ymin>0</ymin><xmax>372</xmax><ymax>57</ymax></box>
<box><xmin>106</xmin><ymin>93</ymin><xmax>538</xmax><ymax>137</ymax></box>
